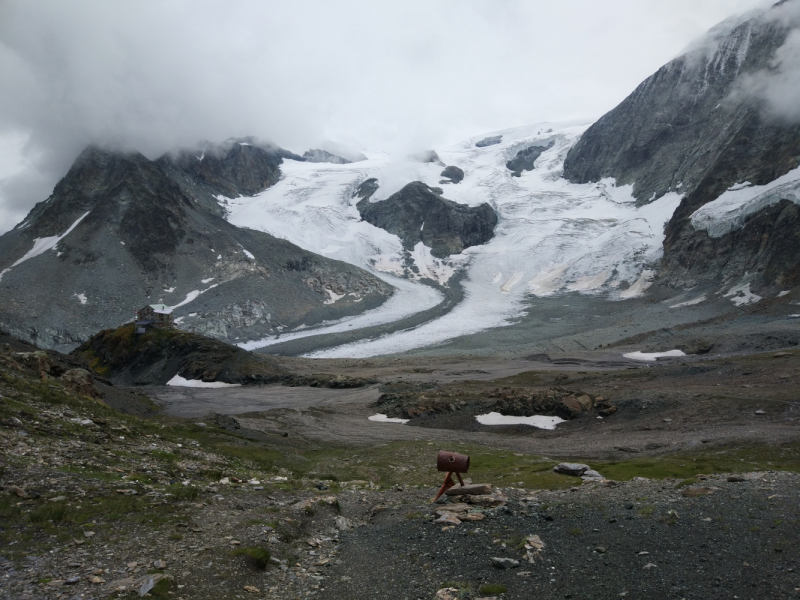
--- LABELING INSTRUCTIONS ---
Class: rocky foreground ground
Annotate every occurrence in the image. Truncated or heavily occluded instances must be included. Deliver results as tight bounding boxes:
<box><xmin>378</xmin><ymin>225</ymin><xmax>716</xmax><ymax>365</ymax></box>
<box><xmin>1</xmin><ymin>340</ymin><xmax>800</xmax><ymax>599</ymax></box>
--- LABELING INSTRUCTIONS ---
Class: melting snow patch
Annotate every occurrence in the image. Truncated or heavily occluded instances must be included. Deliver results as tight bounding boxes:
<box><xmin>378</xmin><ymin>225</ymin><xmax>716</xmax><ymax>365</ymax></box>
<box><xmin>0</xmin><ymin>211</ymin><xmax>90</xmax><ymax>282</ymax></box>
<box><xmin>163</xmin><ymin>287</ymin><xmax>175</xmax><ymax>293</ymax></box>
<box><xmin>74</xmin><ymin>293</ymin><xmax>87</xmax><ymax>305</ymax></box>
<box><xmin>324</xmin><ymin>289</ymin><xmax>345</xmax><ymax>305</ymax></box>
<box><xmin>475</xmin><ymin>412</ymin><xmax>565</xmax><ymax>430</ymax></box>
<box><xmin>623</xmin><ymin>350</ymin><xmax>686</xmax><ymax>362</ymax></box>
<box><xmin>170</xmin><ymin>284</ymin><xmax>219</xmax><ymax>310</ymax></box>
<box><xmin>240</xmin><ymin>246</ymin><xmax>255</xmax><ymax>259</ymax></box>
<box><xmin>778</xmin><ymin>290</ymin><xmax>791</xmax><ymax>297</ymax></box>
<box><xmin>368</xmin><ymin>413</ymin><xmax>409</xmax><ymax>424</ymax></box>
<box><xmin>620</xmin><ymin>270</ymin><xmax>654</xmax><ymax>299</ymax></box>
<box><xmin>201</xmin><ymin>277</ymin><xmax>215</xmax><ymax>284</ymax></box>
<box><xmin>669</xmin><ymin>295</ymin><xmax>707</xmax><ymax>308</ymax></box>
<box><xmin>500</xmin><ymin>272</ymin><xmax>523</xmax><ymax>294</ymax></box>
<box><xmin>724</xmin><ymin>283</ymin><xmax>762</xmax><ymax>306</ymax></box>
<box><xmin>167</xmin><ymin>375</ymin><xmax>241</xmax><ymax>388</ymax></box>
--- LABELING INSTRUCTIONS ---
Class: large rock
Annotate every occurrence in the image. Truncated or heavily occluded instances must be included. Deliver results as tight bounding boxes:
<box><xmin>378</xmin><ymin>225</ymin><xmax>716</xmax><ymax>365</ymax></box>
<box><xmin>356</xmin><ymin>181</ymin><xmax>497</xmax><ymax>258</ymax></box>
<box><xmin>553</xmin><ymin>463</ymin><xmax>591</xmax><ymax>476</ymax></box>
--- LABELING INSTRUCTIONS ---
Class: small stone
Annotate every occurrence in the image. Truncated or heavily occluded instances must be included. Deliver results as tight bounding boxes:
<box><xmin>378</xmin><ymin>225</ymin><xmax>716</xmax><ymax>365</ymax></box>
<box><xmin>755</xmin><ymin>410</ymin><xmax>766</xmax><ymax>415</ymax></box>
<box><xmin>463</xmin><ymin>512</ymin><xmax>486</xmax><ymax>521</ymax></box>
<box><xmin>643</xmin><ymin>563</ymin><xmax>657</xmax><ymax>570</ymax></box>
<box><xmin>594</xmin><ymin>546</ymin><xmax>607</xmax><ymax>554</ymax></box>
<box><xmin>491</xmin><ymin>557</ymin><xmax>520</xmax><ymax>569</ymax></box>
<box><xmin>682</xmin><ymin>487</ymin><xmax>713</xmax><ymax>497</ymax></box>
<box><xmin>90</xmin><ymin>576</ymin><xmax>106</xmax><ymax>584</ymax></box>
<box><xmin>727</xmin><ymin>476</ymin><xmax>745</xmax><ymax>483</ymax></box>
<box><xmin>127</xmin><ymin>562</ymin><xmax>138</xmax><ymax>569</ymax></box>
<box><xmin>638</xmin><ymin>551</ymin><xmax>649</xmax><ymax>556</ymax></box>
<box><xmin>435</xmin><ymin>588</ymin><xmax>460</xmax><ymax>600</ymax></box>
<box><xmin>83</xmin><ymin>531</ymin><xmax>95</xmax><ymax>537</ymax></box>
<box><xmin>334</xmin><ymin>516</ymin><xmax>354</xmax><ymax>531</ymax></box>
<box><xmin>10</xmin><ymin>485</ymin><xmax>27</xmax><ymax>498</ymax></box>
<box><xmin>244</xmin><ymin>585</ymin><xmax>260</xmax><ymax>593</ymax></box>
<box><xmin>65</xmin><ymin>577</ymin><xmax>80</xmax><ymax>585</ymax></box>
<box><xmin>153</xmin><ymin>560</ymin><xmax>166</xmax><ymax>569</ymax></box>
<box><xmin>773</xmin><ymin>352</ymin><xmax>791</xmax><ymax>358</ymax></box>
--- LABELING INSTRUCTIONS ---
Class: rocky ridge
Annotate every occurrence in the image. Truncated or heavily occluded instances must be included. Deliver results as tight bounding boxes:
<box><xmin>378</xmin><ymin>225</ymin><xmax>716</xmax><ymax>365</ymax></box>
<box><xmin>563</xmin><ymin>3</ymin><xmax>800</xmax><ymax>291</ymax></box>
<box><xmin>0</xmin><ymin>141</ymin><xmax>392</xmax><ymax>351</ymax></box>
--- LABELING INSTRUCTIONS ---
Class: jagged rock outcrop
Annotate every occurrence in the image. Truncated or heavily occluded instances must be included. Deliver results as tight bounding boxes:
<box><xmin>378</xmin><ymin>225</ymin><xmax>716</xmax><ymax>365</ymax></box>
<box><xmin>506</xmin><ymin>142</ymin><xmax>554</xmax><ymax>177</ymax></box>
<box><xmin>302</xmin><ymin>149</ymin><xmax>352</xmax><ymax>164</ymax></box>
<box><xmin>0</xmin><ymin>142</ymin><xmax>393</xmax><ymax>351</ymax></box>
<box><xmin>440</xmin><ymin>166</ymin><xmax>464</xmax><ymax>184</ymax></box>
<box><xmin>356</xmin><ymin>182</ymin><xmax>497</xmax><ymax>258</ymax></box>
<box><xmin>562</xmin><ymin>3</ymin><xmax>800</xmax><ymax>290</ymax></box>
<box><xmin>475</xmin><ymin>135</ymin><xmax>502</xmax><ymax>148</ymax></box>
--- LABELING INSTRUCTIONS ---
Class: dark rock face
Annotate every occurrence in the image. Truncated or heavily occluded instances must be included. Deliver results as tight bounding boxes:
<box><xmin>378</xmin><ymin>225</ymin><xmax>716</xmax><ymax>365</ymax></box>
<box><xmin>475</xmin><ymin>135</ymin><xmax>502</xmax><ymax>148</ymax></box>
<box><xmin>506</xmin><ymin>142</ymin><xmax>554</xmax><ymax>177</ymax></box>
<box><xmin>302</xmin><ymin>149</ymin><xmax>351</xmax><ymax>164</ymax></box>
<box><xmin>0</xmin><ymin>143</ymin><xmax>393</xmax><ymax>350</ymax></box>
<box><xmin>562</xmin><ymin>5</ymin><xmax>800</xmax><ymax>290</ymax></box>
<box><xmin>357</xmin><ymin>181</ymin><xmax>497</xmax><ymax>258</ymax></box>
<box><xmin>563</xmin><ymin>13</ymin><xmax>800</xmax><ymax>206</ymax></box>
<box><xmin>661</xmin><ymin>199</ymin><xmax>800</xmax><ymax>289</ymax></box>
<box><xmin>440</xmin><ymin>166</ymin><xmax>464</xmax><ymax>184</ymax></box>
<box><xmin>353</xmin><ymin>178</ymin><xmax>379</xmax><ymax>202</ymax></box>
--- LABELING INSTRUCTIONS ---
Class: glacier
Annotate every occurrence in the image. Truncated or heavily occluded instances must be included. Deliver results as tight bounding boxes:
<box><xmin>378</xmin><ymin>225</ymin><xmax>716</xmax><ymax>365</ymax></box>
<box><xmin>222</xmin><ymin>122</ymin><xmax>684</xmax><ymax>357</ymax></box>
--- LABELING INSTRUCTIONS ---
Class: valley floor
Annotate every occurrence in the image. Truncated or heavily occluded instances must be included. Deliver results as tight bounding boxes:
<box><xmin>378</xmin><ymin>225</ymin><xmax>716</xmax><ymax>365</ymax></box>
<box><xmin>2</xmin><ymin>311</ymin><xmax>800</xmax><ymax>599</ymax></box>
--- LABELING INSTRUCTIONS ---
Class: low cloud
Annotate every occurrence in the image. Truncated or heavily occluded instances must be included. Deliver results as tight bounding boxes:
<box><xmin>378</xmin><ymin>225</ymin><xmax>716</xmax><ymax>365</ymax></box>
<box><xmin>0</xmin><ymin>0</ymin><xmax>766</xmax><ymax>232</ymax></box>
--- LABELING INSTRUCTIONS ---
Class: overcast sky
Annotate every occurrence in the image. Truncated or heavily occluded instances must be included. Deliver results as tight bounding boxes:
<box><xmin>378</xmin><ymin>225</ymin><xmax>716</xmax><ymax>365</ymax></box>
<box><xmin>0</xmin><ymin>0</ymin><xmax>770</xmax><ymax>233</ymax></box>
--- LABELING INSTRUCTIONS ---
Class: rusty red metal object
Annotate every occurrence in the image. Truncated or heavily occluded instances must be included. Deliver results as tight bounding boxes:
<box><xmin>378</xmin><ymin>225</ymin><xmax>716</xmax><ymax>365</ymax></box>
<box><xmin>437</xmin><ymin>450</ymin><xmax>470</xmax><ymax>473</ymax></box>
<box><xmin>432</xmin><ymin>451</ymin><xmax>470</xmax><ymax>502</ymax></box>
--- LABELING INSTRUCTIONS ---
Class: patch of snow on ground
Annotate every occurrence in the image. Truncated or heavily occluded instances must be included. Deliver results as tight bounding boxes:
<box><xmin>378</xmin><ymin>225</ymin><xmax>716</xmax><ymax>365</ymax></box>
<box><xmin>167</xmin><ymin>375</ymin><xmax>241</xmax><ymax>388</ymax></box>
<box><xmin>623</xmin><ymin>350</ymin><xmax>686</xmax><ymax>362</ymax></box>
<box><xmin>201</xmin><ymin>277</ymin><xmax>215</xmax><ymax>284</ymax></box>
<box><xmin>620</xmin><ymin>270</ymin><xmax>655</xmax><ymax>299</ymax></box>
<box><xmin>0</xmin><ymin>211</ymin><xmax>90</xmax><ymax>282</ymax></box>
<box><xmin>368</xmin><ymin>414</ymin><xmax>410</xmax><ymax>424</ymax></box>
<box><xmin>323</xmin><ymin>289</ymin><xmax>345</xmax><ymax>305</ymax></box>
<box><xmin>691</xmin><ymin>165</ymin><xmax>800</xmax><ymax>237</ymax></box>
<box><xmin>75</xmin><ymin>293</ymin><xmax>87</xmax><ymax>305</ymax></box>
<box><xmin>170</xmin><ymin>284</ymin><xmax>219</xmax><ymax>310</ymax></box>
<box><xmin>239</xmin><ymin>245</ymin><xmax>255</xmax><ymax>259</ymax></box>
<box><xmin>475</xmin><ymin>412</ymin><xmax>565</xmax><ymax>430</ymax></box>
<box><xmin>670</xmin><ymin>295</ymin><xmax>707</xmax><ymax>308</ymax></box>
<box><xmin>778</xmin><ymin>290</ymin><xmax>791</xmax><ymax>297</ymax></box>
<box><xmin>724</xmin><ymin>282</ymin><xmax>762</xmax><ymax>306</ymax></box>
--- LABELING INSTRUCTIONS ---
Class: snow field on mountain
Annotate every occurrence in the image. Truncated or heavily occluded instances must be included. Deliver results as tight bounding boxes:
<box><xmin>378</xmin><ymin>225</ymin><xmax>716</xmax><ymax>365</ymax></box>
<box><xmin>226</xmin><ymin>122</ymin><xmax>684</xmax><ymax>357</ymax></box>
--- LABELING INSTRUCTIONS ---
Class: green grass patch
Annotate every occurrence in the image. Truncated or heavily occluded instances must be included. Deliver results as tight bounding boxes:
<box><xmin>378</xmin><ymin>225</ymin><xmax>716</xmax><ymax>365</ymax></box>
<box><xmin>231</xmin><ymin>546</ymin><xmax>271</xmax><ymax>570</ymax></box>
<box><xmin>480</xmin><ymin>583</ymin><xmax>508</xmax><ymax>594</ymax></box>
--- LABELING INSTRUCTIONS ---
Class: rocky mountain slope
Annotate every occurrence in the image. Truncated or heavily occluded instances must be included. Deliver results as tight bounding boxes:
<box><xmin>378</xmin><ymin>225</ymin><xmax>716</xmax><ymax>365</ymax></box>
<box><xmin>0</xmin><ymin>140</ymin><xmax>392</xmax><ymax>351</ymax></box>
<box><xmin>563</xmin><ymin>2</ymin><xmax>800</xmax><ymax>291</ymax></box>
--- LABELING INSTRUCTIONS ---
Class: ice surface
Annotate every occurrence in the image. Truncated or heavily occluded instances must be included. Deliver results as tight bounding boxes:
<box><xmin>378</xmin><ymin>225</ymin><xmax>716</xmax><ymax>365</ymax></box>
<box><xmin>0</xmin><ymin>211</ymin><xmax>90</xmax><ymax>282</ymax></box>
<box><xmin>475</xmin><ymin>412</ymin><xmax>565</xmax><ymax>430</ymax></box>
<box><xmin>623</xmin><ymin>350</ymin><xmax>686</xmax><ymax>362</ymax></box>
<box><xmin>690</xmin><ymin>166</ymin><xmax>800</xmax><ymax>238</ymax></box>
<box><xmin>167</xmin><ymin>374</ymin><xmax>241</xmax><ymax>388</ymax></box>
<box><xmin>367</xmin><ymin>413</ymin><xmax>410</xmax><ymax>424</ymax></box>
<box><xmin>221</xmin><ymin>122</ymin><xmax>682</xmax><ymax>357</ymax></box>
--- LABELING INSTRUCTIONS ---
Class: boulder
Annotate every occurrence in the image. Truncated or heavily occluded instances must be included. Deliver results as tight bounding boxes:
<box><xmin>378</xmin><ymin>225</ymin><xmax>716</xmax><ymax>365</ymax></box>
<box><xmin>553</xmin><ymin>463</ymin><xmax>591</xmax><ymax>476</ymax></box>
<box><xmin>445</xmin><ymin>483</ymin><xmax>493</xmax><ymax>496</ymax></box>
